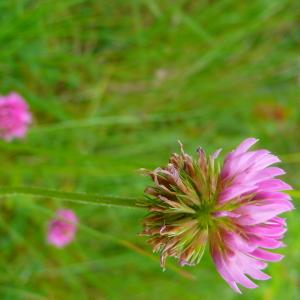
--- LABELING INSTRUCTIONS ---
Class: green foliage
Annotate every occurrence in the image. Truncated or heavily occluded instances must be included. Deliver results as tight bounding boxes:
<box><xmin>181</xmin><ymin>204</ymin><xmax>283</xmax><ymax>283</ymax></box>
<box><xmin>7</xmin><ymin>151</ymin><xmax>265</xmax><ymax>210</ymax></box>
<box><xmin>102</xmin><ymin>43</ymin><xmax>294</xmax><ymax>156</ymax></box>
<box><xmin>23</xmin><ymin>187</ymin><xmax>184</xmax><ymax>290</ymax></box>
<box><xmin>0</xmin><ymin>0</ymin><xmax>300</xmax><ymax>299</ymax></box>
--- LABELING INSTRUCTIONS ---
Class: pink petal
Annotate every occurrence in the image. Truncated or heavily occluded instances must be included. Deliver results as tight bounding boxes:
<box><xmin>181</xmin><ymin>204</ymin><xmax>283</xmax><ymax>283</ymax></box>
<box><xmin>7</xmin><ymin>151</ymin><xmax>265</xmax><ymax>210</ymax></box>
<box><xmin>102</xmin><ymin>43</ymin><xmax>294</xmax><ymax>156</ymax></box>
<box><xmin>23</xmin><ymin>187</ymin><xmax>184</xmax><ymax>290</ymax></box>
<box><xmin>236</xmin><ymin>204</ymin><xmax>292</xmax><ymax>225</ymax></box>
<box><xmin>257</xmin><ymin>179</ymin><xmax>292</xmax><ymax>191</ymax></box>
<box><xmin>233</xmin><ymin>138</ymin><xmax>259</xmax><ymax>156</ymax></box>
<box><xmin>218</xmin><ymin>184</ymin><xmax>256</xmax><ymax>203</ymax></box>
<box><xmin>250</xmin><ymin>249</ymin><xmax>284</xmax><ymax>262</ymax></box>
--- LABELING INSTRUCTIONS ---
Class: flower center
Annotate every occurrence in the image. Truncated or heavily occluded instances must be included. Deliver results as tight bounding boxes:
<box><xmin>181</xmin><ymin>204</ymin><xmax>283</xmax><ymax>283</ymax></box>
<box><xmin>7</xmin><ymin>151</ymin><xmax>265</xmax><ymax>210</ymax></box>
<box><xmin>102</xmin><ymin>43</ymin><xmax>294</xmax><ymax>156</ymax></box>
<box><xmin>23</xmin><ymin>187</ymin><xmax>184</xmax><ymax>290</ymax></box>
<box><xmin>195</xmin><ymin>203</ymin><xmax>214</xmax><ymax>227</ymax></box>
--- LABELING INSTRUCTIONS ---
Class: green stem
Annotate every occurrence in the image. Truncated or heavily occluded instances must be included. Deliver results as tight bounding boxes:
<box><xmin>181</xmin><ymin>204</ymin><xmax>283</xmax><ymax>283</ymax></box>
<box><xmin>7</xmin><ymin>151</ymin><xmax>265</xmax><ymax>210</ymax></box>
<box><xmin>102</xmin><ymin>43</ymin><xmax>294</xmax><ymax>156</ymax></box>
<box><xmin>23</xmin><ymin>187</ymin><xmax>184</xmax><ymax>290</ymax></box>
<box><xmin>0</xmin><ymin>186</ymin><xmax>142</xmax><ymax>209</ymax></box>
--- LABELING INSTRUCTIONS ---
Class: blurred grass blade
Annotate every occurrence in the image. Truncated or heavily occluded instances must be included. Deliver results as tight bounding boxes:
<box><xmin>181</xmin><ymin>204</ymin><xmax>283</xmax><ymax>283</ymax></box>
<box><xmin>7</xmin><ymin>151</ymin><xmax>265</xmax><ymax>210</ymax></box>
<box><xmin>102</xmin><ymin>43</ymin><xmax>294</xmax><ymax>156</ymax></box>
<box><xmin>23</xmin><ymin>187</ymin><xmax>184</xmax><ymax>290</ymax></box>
<box><xmin>30</xmin><ymin>110</ymin><xmax>205</xmax><ymax>133</ymax></box>
<box><xmin>0</xmin><ymin>286</ymin><xmax>48</xmax><ymax>300</ymax></box>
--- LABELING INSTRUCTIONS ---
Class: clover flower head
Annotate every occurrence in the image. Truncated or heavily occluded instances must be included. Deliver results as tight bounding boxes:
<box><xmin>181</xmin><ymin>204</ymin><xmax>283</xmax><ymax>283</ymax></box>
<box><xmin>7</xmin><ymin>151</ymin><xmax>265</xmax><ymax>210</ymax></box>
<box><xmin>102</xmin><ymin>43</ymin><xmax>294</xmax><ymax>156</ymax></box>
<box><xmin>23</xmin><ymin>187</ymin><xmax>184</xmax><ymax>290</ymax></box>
<box><xmin>0</xmin><ymin>92</ymin><xmax>32</xmax><ymax>141</ymax></box>
<box><xmin>141</xmin><ymin>138</ymin><xmax>293</xmax><ymax>293</ymax></box>
<box><xmin>47</xmin><ymin>209</ymin><xmax>78</xmax><ymax>248</ymax></box>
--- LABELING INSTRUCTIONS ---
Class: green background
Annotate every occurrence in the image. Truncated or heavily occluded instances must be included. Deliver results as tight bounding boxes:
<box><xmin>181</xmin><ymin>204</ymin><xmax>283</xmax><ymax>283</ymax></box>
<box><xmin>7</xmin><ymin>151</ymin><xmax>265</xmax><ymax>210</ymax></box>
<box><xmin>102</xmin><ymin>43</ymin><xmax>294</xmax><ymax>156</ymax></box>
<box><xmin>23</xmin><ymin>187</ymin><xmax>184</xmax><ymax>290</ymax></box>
<box><xmin>0</xmin><ymin>0</ymin><xmax>300</xmax><ymax>299</ymax></box>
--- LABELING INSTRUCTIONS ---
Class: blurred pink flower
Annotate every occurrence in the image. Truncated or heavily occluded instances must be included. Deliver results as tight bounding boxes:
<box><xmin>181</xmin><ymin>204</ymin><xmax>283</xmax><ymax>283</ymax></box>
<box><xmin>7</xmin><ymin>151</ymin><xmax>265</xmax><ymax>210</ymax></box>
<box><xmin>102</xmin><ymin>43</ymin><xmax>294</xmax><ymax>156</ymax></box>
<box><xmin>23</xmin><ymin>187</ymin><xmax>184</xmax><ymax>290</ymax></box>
<box><xmin>0</xmin><ymin>92</ymin><xmax>32</xmax><ymax>141</ymax></box>
<box><xmin>142</xmin><ymin>138</ymin><xmax>293</xmax><ymax>293</ymax></box>
<box><xmin>47</xmin><ymin>209</ymin><xmax>78</xmax><ymax>248</ymax></box>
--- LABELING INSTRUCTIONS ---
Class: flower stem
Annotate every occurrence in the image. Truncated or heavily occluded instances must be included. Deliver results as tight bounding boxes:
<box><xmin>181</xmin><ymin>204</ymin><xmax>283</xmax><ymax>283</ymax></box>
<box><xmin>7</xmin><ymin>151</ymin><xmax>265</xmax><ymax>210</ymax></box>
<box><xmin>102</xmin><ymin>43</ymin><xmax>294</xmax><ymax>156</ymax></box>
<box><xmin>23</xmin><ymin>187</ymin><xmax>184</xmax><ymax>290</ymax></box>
<box><xmin>0</xmin><ymin>186</ymin><xmax>142</xmax><ymax>209</ymax></box>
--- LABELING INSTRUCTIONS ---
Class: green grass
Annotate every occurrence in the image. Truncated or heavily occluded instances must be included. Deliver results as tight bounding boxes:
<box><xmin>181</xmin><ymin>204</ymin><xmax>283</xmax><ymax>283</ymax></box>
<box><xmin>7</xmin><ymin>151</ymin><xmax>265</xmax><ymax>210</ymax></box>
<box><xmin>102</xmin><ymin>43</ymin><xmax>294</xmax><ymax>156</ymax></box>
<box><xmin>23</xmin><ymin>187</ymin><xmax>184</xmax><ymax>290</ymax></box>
<box><xmin>1</xmin><ymin>0</ymin><xmax>300</xmax><ymax>299</ymax></box>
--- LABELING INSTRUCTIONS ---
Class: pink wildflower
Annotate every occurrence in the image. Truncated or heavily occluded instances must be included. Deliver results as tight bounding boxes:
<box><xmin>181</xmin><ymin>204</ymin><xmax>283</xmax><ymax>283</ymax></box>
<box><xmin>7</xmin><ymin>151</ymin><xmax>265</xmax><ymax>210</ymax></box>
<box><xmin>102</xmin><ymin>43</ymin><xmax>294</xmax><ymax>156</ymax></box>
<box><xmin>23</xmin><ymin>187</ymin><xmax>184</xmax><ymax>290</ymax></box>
<box><xmin>0</xmin><ymin>92</ymin><xmax>32</xmax><ymax>141</ymax></box>
<box><xmin>47</xmin><ymin>209</ymin><xmax>78</xmax><ymax>248</ymax></box>
<box><xmin>141</xmin><ymin>138</ymin><xmax>293</xmax><ymax>293</ymax></box>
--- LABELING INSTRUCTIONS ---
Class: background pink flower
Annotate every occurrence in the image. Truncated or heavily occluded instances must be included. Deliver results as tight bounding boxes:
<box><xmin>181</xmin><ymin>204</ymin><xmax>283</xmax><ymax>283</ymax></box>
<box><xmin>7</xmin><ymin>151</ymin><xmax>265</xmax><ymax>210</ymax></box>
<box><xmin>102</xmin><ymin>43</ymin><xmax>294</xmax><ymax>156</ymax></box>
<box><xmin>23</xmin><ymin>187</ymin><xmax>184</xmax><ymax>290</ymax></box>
<box><xmin>47</xmin><ymin>209</ymin><xmax>78</xmax><ymax>248</ymax></box>
<box><xmin>0</xmin><ymin>92</ymin><xmax>32</xmax><ymax>141</ymax></box>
